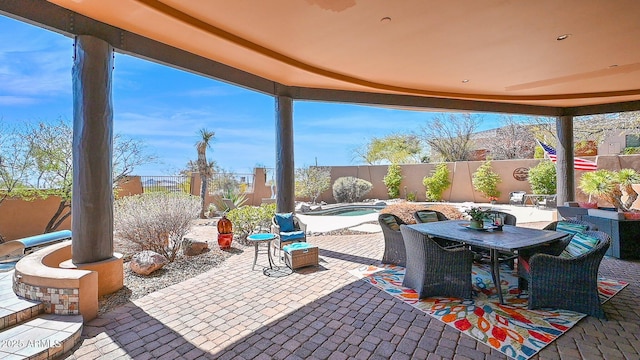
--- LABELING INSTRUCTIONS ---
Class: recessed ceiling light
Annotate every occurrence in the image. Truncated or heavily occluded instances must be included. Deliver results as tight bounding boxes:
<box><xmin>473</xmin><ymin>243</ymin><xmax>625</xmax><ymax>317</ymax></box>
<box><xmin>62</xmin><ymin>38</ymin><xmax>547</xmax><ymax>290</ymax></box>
<box><xmin>556</xmin><ymin>34</ymin><xmax>570</xmax><ymax>41</ymax></box>
<box><xmin>609</xmin><ymin>64</ymin><xmax>619</xmax><ymax>68</ymax></box>
<box><xmin>380</xmin><ymin>17</ymin><xmax>391</xmax><ymax>23</ymax></box>
<box><xmin>462</xmin><ymin>79</ymin><xmax>470</xmax><ymax>83</ymax></box>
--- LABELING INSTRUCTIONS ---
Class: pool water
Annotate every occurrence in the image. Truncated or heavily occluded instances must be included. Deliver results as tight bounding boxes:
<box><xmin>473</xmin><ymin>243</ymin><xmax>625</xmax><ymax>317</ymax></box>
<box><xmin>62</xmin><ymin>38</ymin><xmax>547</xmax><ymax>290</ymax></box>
<box><xmin>311</xmin><ymin>208</ymin><xmax>379</xmax><ymax>216</ymax></box>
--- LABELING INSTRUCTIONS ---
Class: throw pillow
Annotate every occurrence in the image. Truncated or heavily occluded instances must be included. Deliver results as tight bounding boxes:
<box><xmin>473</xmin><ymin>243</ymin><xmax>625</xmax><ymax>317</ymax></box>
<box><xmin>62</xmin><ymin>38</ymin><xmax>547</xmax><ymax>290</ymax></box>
<box><xmin>275</xmin><ymin>213</ymin><xmax>295</xmax><ymax>232</ymax></box>
<box><xmin>556</xmin><ymin>221</ymin><xmax>588</xmax><ymax>234</ymax></box>
<box><xmin>560</xmin><ymin>232</ymin><xmax>600</xmax><ymax>258</ymax></box>
<box><xmin>417</xmin><ymin>211</ymin><xmax>439</xmax><ymax>223</ymax></box>
<box><xmin>380</xmin><ymin>215</ymin><xmax>400</xmax><ymax>231</ymax></box>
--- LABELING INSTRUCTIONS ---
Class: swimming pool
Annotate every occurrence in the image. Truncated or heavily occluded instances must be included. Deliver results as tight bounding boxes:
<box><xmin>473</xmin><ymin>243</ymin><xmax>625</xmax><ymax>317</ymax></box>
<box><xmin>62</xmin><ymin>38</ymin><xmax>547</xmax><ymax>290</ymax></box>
<box><xmin>307</xmin><ymin>206</ymin><xmax>383</xmax><ymax>216</ymax></box>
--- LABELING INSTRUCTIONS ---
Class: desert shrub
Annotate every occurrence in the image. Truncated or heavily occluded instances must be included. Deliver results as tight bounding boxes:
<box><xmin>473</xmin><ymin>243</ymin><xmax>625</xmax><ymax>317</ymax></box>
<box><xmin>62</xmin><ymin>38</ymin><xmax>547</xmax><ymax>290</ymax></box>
<box><xmin>383</xmin><ymin>164</ymin><xmax>402</xmax><ymax>198</ymax></box>
<box><xmin>422</xmin><ymin>163</ymin><xmax>451</xmax><ymax>201</ymax></box>
<box><xmin>332</xmin><ymin>176</ymin><xmax>372</xmax><ymax>203</ymax></box>
<box><xmin>472</xmin><ymin>160</ymin><xmax>501</xmax><ymax>200</ymax></box>
<box><xmin>114</xmin><ymin>193</ymin><xmax>200</xmax><ymax>262</ymax></box>
<box><xmin>528</xmin><ymin>160</ymin><xmax>557</xmax><ymax>194</ymax></box>
<box><xmin>226</xmin><ymin>203</ymin><xmax>276</xmax><ymax>244</ymax></box>
<box><xmin>380</xmin><ymin>202</ymin><xmax>464</xmax><ymax>224</ymax></box>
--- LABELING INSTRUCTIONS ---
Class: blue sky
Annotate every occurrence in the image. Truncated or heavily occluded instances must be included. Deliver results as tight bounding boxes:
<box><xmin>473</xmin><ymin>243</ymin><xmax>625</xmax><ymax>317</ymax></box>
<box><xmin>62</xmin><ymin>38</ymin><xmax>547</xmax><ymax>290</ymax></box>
<box><xmin>0</xmin><ymin>15</ymin><xmax>501</xmax><ymax>176</ymax></box>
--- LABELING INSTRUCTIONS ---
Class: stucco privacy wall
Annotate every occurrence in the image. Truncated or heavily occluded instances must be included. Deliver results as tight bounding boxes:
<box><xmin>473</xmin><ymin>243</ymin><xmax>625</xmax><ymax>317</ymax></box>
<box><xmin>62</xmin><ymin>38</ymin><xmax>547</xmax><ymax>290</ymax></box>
<box><xmin>314</xmin><ymin>155</ymin><xmax>640</xmax><ymax>204</ymax></box>
<box><xmin>0</xmin><ymin>196</ymin><xmax>71</xmax><ymax>241</ymax></box>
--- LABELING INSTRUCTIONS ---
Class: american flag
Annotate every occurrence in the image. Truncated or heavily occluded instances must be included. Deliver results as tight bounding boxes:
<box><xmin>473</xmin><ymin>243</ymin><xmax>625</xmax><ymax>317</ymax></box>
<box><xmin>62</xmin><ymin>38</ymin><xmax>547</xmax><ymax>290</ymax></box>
<box><xmin>537</xmin><ymin>140</ymin><xmax>597</xmax><ymax>171</ymax></box>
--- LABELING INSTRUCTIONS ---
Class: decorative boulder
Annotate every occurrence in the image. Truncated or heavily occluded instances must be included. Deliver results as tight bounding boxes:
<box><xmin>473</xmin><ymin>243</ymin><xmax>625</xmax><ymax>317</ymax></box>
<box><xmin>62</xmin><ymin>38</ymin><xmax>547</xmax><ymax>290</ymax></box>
<box><xmin>182</xmin><ymin>238</ymin><xmax>209</xmax><ymax>256</ymax></box>
<box><xmin>130</xmin><ymin>250</ymin><xmax>168</xmax><ymax>276</ymax></box>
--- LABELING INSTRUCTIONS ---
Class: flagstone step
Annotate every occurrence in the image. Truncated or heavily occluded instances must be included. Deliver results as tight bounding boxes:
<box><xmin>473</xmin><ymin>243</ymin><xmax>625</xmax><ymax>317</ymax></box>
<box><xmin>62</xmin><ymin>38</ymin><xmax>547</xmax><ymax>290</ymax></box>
<box><xmin>0</xmin><ymin>271</ymin><xmax>43</xmax><ymax>331</ymax></box>
<box><xmin>0</xmin><ymin>314</ymin><xmax>83</xmax><ymax>360</ymax></box>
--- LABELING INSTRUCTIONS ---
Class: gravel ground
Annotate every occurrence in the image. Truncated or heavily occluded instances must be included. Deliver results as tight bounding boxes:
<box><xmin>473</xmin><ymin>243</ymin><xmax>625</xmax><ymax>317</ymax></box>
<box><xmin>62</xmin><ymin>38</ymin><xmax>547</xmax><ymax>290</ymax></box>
<box><xmin>98</xmin><ymin>219</ymin><xmax>244</xmax><ymax>315</ymax></box>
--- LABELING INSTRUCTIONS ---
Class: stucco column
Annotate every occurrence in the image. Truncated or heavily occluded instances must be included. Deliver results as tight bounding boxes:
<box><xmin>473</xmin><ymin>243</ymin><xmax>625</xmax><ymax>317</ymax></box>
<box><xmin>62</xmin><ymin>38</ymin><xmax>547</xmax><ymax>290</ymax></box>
<box><xmin>71</xmin><ymin>35</ymin><xmax>114</xmax><ymax>263</ymax></box>
<box><xmin>556</xmin><ymin>115</ymin><xmax>575</xmax><ymax>204</ymax></box>
<box><xmin>275</xmin><ymin>95</ymin><xmax>295</xmax><ymax>213</ymax></box>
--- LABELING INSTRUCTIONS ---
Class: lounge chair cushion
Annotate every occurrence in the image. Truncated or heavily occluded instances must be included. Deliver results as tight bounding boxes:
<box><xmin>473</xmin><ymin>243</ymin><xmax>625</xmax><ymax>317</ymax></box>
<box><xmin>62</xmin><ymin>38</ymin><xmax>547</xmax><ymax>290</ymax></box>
<box><xmin>556</xmin><ymin>221</ymin><xmax>588</xmax><ymax>235</ymax></box>
<box><xmin>416</xmin><ymin>211</ymin><xmax>439</xmax><ymax>223</ymax></box>
<box><xmin>275</xmin><ymin>213</ymin><xmax>295</xmax><ymax>232</ymax></box>
<box><xmin>380</xmin><ymin>214</ymin><xmax>400</xmax><ymax>231</ymax></box>
<box><xmin>283</xmin><ymin>242</ymin><xmax>313</xmax><ymax>253</ymax></box>
<box><xmin>280</xmin><ymin>230</ymin><xmax>305</xmax><ymax>241</ymax></box>
<box><xmin>561</xmin><ymin>232</ymin><xmax>600</xmax><ymax>258</ymax></box>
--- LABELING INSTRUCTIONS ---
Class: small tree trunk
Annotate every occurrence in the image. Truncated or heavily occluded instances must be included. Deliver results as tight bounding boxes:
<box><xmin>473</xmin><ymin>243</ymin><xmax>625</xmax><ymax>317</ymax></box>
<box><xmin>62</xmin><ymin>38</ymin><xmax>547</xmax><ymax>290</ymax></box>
<box><xmin>45</xmin><ymin>200</ymin><xmax>71</xmax><ymax>233</ymax></box>
<box><xmin>199</xmin><ymin>177</ymin><xmax>208</xmax><ymax>219</ymax></box>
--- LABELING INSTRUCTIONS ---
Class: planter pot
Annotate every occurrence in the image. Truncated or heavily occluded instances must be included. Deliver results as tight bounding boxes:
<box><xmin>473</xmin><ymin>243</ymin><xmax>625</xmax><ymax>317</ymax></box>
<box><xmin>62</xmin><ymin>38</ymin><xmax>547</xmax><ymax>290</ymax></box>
<box><xmin>587</xmin><ymin>208</ymin><xmax>624</xmax><ymax>220</ymax></box>
<box><xmin>469</xmin><ymin>220</ymin><xmax>484</xmax><ymax>229</ymax></box>
<box><xmin>217</xmin><ymin>233</ymin><xmax>233</xmax><ymax>249</ymax></box>
<box><xmin>578</xmin><ymin>201</ymin><xmax>598</xmax><ymax>209</ymax></box>
<box><xmin>623</xmin><ymin>212</ymin><xmax>640</xmax><ymax>220</ymax></box>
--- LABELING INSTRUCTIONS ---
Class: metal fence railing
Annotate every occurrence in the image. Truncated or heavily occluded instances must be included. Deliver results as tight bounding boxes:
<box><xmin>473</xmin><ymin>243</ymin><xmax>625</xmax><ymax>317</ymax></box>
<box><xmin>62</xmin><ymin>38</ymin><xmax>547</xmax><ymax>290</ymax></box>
<box><xmin>208</xmin><ymin>173</ymin><xmax>255</xmax><ymax>196</ymax></box>
<box><xmin>140</xmin><ymin>176</ymin><xmax>191</xmax><ymax>194</ymax></box>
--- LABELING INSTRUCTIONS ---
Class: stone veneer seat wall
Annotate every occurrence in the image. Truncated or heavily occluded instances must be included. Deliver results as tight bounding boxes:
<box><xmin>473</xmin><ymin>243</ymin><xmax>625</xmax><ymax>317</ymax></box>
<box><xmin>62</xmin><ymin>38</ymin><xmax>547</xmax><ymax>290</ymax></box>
<box><xmin>13</xmin><ymin>240</ymin><xmax>99</xmax><ymax>320</ymax></box>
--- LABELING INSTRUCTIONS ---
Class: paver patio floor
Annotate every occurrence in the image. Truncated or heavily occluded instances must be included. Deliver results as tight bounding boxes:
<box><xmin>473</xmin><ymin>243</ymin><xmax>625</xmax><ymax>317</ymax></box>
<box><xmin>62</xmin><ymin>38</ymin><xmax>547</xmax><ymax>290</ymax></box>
<box><xmin>63</xmin><ymin>232</ymin><xmax>640</xmax><ymax>359</ymax></box>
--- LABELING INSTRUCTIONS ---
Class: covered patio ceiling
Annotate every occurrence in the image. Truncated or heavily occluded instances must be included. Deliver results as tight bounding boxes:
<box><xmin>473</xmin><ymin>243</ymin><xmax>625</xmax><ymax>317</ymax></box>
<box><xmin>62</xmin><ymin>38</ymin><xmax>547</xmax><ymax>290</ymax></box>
<box><xmin>3</xmin><ymin>0</ymin><xmax>640</xmax><ymax>116</ymax></box>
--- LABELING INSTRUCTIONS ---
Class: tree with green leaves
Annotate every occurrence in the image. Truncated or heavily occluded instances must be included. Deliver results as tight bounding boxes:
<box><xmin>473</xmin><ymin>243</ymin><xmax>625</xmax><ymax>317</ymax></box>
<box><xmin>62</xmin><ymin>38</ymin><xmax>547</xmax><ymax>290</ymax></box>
<box><xmin>196</xmin><ymin>129</ymin><xmax>215</xmax><ymax>218</ymax></box>
<box><xmin>383</xmin><ymin>163</ymin><xmax>402</xmax><ymax>198</ymax></box>
<box><xmin>295</xmin><ymin>166</ymin><xmax>331</xmax><ymax>204</ymax></box>
<box><xmin>0</xmin><ymin>119</ymin><xmax>156</xmax><ymax>233</ymax></box>
<box><xmin>528</xmin><ymin>160</ymin><xmax>557</xmax><ymax>195</ymax></box>
<box><xmin>353</xmin><ymin>133</ymin><xmax>423</xmax><ymax>164</ymax></box>
<box><xmin>472</xmin><ymin>160</ymin><xmax>501</xmax><ymax>200</ymax></box>
<box><xmin>422</xmin><ymin>163</ymin><xmax>451</xmax><ymax>201</ymax></box>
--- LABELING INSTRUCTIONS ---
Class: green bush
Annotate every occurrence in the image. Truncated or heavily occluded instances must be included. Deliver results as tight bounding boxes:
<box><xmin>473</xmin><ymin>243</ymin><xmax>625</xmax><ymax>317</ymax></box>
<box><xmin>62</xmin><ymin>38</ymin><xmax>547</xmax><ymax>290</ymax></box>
<box><xmin>528</xmin><ymin>160</ymin><xmax>557</xmax><ymax>194</ymax></box>
<box><xmin>422</xmin><ymin>163</ymin><xmax>451</xmax><ymax>201</ymax></box>
<box><xmin>472</xmin><ymin>160</ymin><xmax>501</xmax><ymax>200</ymax></box>
<box><xmin>332</xmin><ymin>176</ymin><xmax>372</xmax><ymax>203</ymax></box>
<box><xmin>623</xmin><ymin>146</ymin><xmax>640</xmax><ymax>155</ymax></box>
<box><xmin>226</xmin><ymin>203</ymin><xmax>276</xmax><ymax>244</ymax></box>
<box><xmin>383</xmin><ymin>164</ymin><xmax>402</xmax><ymax>199</ymax></box>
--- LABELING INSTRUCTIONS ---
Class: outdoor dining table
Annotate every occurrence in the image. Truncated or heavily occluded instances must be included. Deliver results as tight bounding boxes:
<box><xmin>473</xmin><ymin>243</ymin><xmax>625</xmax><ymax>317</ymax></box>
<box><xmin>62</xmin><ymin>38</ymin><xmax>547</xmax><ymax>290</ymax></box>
<box><xmin>407</xmin><ymin>220</ymin><xmax>568</xmax><ymax>304</ymax></box>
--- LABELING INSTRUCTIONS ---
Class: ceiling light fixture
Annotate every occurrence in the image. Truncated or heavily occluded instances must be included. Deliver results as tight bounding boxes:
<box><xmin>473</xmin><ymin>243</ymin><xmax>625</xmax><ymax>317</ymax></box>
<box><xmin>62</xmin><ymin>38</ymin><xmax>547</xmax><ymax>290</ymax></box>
<box><xmin>462</xmin><ymin>79</ymin><xmax>469</xmax><ymax>83</ymax></box>
<box><xmin>556</xmin><ymin>34</ymin><xmax>570</xmax><ymax>41</ymax></box>
<box><xmin>609</xmin><ymin>64</ymin><xmax>619</xmax><ymax>68</ymax></box>
<box><xmin>380</xmin><ymin>17</ymin><xmax>391</xmax><ymax>23</ymax></box>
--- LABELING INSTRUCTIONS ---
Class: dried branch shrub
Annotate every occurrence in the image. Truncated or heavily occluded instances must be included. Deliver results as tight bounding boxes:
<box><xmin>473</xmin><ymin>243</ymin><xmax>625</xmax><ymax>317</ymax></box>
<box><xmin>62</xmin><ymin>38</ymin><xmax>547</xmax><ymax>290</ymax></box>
<box><xmin>380</xmin><ymin>202</ymin><xmax>464</xmax><ymax>224</ymax></box>
<box><xmin>114</xmin><ymin>193</ymin><xmax>200</xmax><ymax>262</ymax></box>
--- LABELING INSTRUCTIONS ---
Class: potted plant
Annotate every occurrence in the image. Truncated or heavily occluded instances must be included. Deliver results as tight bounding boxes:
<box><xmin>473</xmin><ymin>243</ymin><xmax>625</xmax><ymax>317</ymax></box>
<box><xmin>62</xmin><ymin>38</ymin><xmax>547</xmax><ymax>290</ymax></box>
<box><xmin>465</xmin><ymin>207</ymin><xmax>488</xmax><ymax>229</ymax></box>
<box><xmin>578</xmin><ymin>169</ymin><xmax>640</xmax><ymax>217</ymax></box>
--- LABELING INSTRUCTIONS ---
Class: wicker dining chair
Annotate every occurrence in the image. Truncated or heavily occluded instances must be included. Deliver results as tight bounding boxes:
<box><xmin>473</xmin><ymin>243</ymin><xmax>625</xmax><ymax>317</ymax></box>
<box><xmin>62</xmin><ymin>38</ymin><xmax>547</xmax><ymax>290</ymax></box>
<box><xmin>378</xmin><ymin>213</ymin><xmax>407</xmax><ymax>266</ymax></box>
<box><xmin>400</xmin><ymin>225</ymin><xmax>474</xmax><ymax>299</ymax></box>
<box><xmin>520</xmin><ymin>230</ymin><xmax>611</xmax><ymax>318</ymax></box>
<box><xmin>412</xmin><ymin>210</ymin><xmax>449</xmax><ymax>223</ymax></box>
<box><xmin>542</xmin><ymin>219</ymin><xmax>598</xmax><ymax>231</ymax></box>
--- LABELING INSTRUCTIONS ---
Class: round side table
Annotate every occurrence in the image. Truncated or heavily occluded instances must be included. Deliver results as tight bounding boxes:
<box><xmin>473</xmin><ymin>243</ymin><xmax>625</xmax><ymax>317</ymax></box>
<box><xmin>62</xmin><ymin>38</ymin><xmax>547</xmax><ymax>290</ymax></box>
<box><xmin>246</xmin><ymin>233</ymin><xmax>276</xmax><ymax>272</ymax></box>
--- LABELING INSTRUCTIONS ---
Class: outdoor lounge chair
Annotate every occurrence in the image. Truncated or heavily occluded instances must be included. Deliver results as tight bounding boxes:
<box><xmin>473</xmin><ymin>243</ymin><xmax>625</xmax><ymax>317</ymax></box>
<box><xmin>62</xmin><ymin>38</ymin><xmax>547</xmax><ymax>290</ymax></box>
<box><xmin>400</xmin><ymin>225</ymin><xmax>474</xmax><ymax>299</ymax></box>
<box><xmin>378</xmin><ymin>213</ymin><xmax>407</xmax><ymax>266</ymax></box>
<box><xmin>271</xmin><ymin>213</ymin><xmax>307</xmax><ymax>258</ymax></box>
<box><xmin>509</xmin><ymin>191</ymin><xmax>527</xmax><ymax>205</ymax></box>
<box><xmin>518</xmin><ymin>230</ymin><xmax>611</xmax><ymax>318</ymax></box>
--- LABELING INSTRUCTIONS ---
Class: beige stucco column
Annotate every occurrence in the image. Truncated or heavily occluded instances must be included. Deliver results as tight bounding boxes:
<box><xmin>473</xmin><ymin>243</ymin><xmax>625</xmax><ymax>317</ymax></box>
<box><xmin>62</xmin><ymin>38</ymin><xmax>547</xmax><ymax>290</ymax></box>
<box><xmin>556</xmin><ymin>115</ymin><xmax>575</xmax><ymax>204</ymax></box>
<box><xmin>275</xmin><ymin>95</ymin><xmax>295</xmax><ymax>213</ymax></box>
<box><xmin>71</xmin><ymin>35</ymin><xmax>115</xmax><ymax>263</ymax></box>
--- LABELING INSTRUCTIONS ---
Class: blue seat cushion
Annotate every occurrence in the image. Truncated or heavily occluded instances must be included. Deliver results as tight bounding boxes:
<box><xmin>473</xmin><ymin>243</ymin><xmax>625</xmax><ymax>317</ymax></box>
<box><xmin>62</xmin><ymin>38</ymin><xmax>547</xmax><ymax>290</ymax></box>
<box><xmin>275</xmin><ymin>213</ymin><xmax>295</xmax><ymax>232</ymax></box>
<box><xmin>283</xmin><ymin>242</ymin><xmax>314</xmax><ymax>254</ymax></box>
<box><xmin>280</xmin><ymin>230</ymin><xmax>305</xmax><ymax>241</ymax></box>
<box><xmin>417</xmin><ymin>211</ymin><xmax>439</xmax><ymax>223</ymax></box>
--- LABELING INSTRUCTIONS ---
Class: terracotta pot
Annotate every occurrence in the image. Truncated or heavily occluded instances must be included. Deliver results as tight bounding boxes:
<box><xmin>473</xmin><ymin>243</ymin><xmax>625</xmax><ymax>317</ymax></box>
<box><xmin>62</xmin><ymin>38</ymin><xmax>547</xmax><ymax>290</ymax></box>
<box><xmin>217</xmin><ymin>233</ymin><xmax>233</xmax><ymax>249</ymax></box>
<box><xmin>578</xmin><ymin>201</ymin><xmax>598</xmax><ymax>209</ymax></box>
<box><xmin>623</xmin><ymin>212</ymin><xmax>640</xmax><ymax>220</ymax></box>
<box><xmin>217</xmin><ymin>215</ymin><xmax>233</xmax><ymax>234</ymax></box>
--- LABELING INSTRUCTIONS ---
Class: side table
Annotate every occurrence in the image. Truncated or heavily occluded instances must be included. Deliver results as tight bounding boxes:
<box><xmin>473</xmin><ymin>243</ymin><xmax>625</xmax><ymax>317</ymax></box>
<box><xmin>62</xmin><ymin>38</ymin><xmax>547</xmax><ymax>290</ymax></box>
<box><xmin>246</xmin><ymin>233</ymin><xmax>276</xmax><ymax>273</ymax></box>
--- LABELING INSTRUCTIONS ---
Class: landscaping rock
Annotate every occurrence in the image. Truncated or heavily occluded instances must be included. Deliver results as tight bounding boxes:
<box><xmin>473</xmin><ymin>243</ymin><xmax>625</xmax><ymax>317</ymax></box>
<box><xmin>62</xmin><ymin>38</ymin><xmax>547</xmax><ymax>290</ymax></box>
<box><xmin>182</xmin><ymin>238</ymin><xmax>209</xmax><ymax>256</ymax></box>
<box><xmin>130</xmin><ymin>250</ymin><xmax>168</xmax><ymax>275</ymax></box>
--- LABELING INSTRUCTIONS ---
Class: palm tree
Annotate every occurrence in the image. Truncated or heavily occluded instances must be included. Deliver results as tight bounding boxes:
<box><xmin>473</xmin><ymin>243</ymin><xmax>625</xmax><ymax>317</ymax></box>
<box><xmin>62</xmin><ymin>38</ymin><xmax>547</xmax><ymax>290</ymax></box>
<box><xmin>196</xmin><ymin>129</ymin><xmax>215</xmax><ymax>218</ymax></box>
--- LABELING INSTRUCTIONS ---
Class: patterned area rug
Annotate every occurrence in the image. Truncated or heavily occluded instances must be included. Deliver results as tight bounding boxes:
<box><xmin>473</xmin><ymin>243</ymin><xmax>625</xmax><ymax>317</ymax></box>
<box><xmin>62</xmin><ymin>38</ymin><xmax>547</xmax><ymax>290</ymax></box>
<box><xmin>351</xmin><ymin>264</ymin><xmax>627</xmax><ymax>360</ymax></box>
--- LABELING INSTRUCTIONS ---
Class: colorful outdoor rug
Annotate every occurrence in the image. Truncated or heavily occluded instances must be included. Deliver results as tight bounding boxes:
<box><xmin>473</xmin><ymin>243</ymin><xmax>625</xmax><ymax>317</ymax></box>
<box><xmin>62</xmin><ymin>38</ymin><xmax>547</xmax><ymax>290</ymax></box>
<box><xmin>351</xmin><ymin>264</ymin><xmax>627</xmax><ymax>360</ymax></box>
